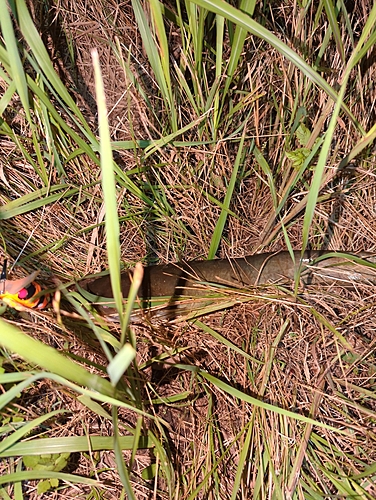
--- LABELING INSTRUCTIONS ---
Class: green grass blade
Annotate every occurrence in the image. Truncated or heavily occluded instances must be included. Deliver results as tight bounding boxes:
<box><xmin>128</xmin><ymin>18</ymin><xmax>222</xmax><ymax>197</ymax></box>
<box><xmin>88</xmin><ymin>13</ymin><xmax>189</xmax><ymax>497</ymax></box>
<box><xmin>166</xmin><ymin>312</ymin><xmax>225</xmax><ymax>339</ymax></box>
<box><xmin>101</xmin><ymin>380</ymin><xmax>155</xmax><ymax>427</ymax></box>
<box><xmin>342</xmin><ymin>122</ymin><xmax>376</xmax><ymax>167</ymax></box>
<box><xmin>0</xmin><ymin>434</ymin><xmax>153</xmax><ymax>458</ymax></box>
<box><xmin>120</xmin><ymin>262</ymin><xmax>144</xmax><ymax>345</ymax></box>
<box><xmin>149</xmin><ymin>0</ymin><xmax>177</xmax><ymax>130</ymax></box>
<box><xmin>185</xmin><ymin>0</ymin><xmax>206</xmax><ymax>80</ymax></box>
<box><xmin>149</xmin><ymin>0</ymin><xmax>171</xmax><ymax>90</ymax></box>
<box><xmin>192</xmin><ymin>0</ymin><xmax>362</xmax><ymax>132</ymax></box>
<box><xmin>0</xmin><ymin>318</ymin><xmax>115</xmax><ymax>397</ymax></box>
<box><xmin>0</xmin><ymin>0</ymin><xmax>31</xmax><ymax>121</ymax></box>
<box><xmin>14</xmin><ymin>0</ymin><xmax>91</xmax><ymax>132</ymax></box>
<box><xmin>199</xmin><ymin>370</ymin><xmax>347</xmax><ymax>433</ymax></box>
<box><xmin>0</xmin><ymin>410</ymin><xmax>66</xmax><ymax>455</ymax></box>
<box><xmin>107</xmin><ymin>344</ymin><xmax>136</xmax><ymax>387</ymax></box>
<box><xmin>0</xmin><ymin>471</ymin><xmax>99</xmax><ymax>487</ymax></box>
<box><xmin>0</xmin><ymin>375</ymin><xmax>47</xmax><ymax>411</ymax></box>
<box><xmin>323</xmin><ymin>0</ymin><xmax>345</xmax><ymax>63</ymax></box>
<box><xmin>112</xmin><ymin>408</ymin><xmax>137</xmax><ymax>499</ymax></box>
<box><xmin>301</xmin><ymin>17</ymin><xmax>370</xmax><ymax>256</ymax></box>
<box><xmin>194</xmin><ymin>320</ymin><xmax>261</xmax><ymax>363</ymax></box>
<box><xmin>208</xmin><ymin>126</ymin><xmax>247</xmax><ymax>258</ymax></box>
<box><xmin>131</xmin><ymin>0</ymin><xmax>176</xmax><ymax>131</ymax></box>
<box><xmin>144</xmin><ymin>109</ymin><xmax>212</xmax><ymax>159</ymax></box>
<box><xmin>92</xmin><ymin>48</ymin><xmax>124</xmax><ymax>328</ymax></box>
<box><xmin>213</xmin><ymin>13</ymin><xmax>224</xmax><ymax>133</ymax></box>
<box><xmin>231</xmin><ymin>419</ymin><xmax>253</xmax><ymax>499</ymax></box>
<box><xmin>351</xmin><ymin>28</ymin><xmax>376</xmax><ymax>68</ymax></box>
<box><xmin>253</xmin><ymin>145</ymin><xmax>278</xmax><ymax>209</ymax></box>
<box><xmin>222</xmin><ymin>0</ymin><xmax>256</xmax><ymax>99</ymax></box>
<box><xmin>0</xmin><ymin>80</ymin><xmax>15</xmax><ymax>115</ymax></box>
<box><xmin>0</xmin><ymin>185</ymin><xmax>81</xmax><ymax>219</ymax></box>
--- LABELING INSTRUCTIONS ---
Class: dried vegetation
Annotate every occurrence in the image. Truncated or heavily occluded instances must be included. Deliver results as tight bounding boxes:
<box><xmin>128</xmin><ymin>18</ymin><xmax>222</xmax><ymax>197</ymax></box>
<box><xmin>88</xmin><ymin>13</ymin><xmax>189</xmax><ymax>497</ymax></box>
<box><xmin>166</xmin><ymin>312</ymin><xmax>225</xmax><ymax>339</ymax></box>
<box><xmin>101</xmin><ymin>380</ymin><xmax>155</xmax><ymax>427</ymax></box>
<box><xmin>0</xmin><ymin>0</ymin><xmax>375</xmax><ymax>498</ymax></box>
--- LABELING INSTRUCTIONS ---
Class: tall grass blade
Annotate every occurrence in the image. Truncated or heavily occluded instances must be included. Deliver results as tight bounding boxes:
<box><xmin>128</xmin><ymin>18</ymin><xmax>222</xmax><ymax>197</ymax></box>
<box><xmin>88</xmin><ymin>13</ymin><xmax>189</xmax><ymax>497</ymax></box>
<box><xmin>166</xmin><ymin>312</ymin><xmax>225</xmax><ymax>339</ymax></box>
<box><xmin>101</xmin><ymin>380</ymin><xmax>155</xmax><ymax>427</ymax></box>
<box><xmin>112</xmin><ymin>408</ymin><xmax>136</xmax><ymax>499</ymax></box>
<box><xmin>231</xmin><ymin>419</ymin><xmax>253</xmax><ymax>499</ymax></box>
<box><xmin>213</xmin><ymin>14</ymin><xmax>224</xmax><ymax>134</ymax></box>
<box><xmin>323</xmin><ymin>0</ymin><xmax>345</xmax><ymax>63</ymax></box>
<box><xmin>92</xmin><ymin>49</ymin><xmax>124</xmax><ymax>329</ymax></box>
<box><xmin>302</xmin><ymin>3</ymin><xmax>376</xmax><ymax>256</ymax></box>
<box><xmin>342</xmin><ymin>123</ymin><xmax>376</xmax><ymax>166</ymax></box>
<box><xmin>0</xmin><ymin>471</ymin><xmax>99</xmax><ymax>487</ymax></box>
<box><xmin>0</xmin><ymin>435</ymin><xmax>153</xmax><ymax>457</ymax></box>
<box><xmin>14</xmin><ymin>0</ymin><xmax>91</xmax><ymax>131</ymax></box>
<box><xmin>185</xmin><ymin>0</ymin><xmax>205</xmax><ymax>80</ymax></box>
<box><xmin>0</xmin><ymin>319</ymin><xmax>115</xmax><ymax>396</ymax></box>
<box><xmin>253</xmin><ymin>145</ymin><xmax>278</xmax><ymax>209</ymax></box>
<box><xmin>0</xmin><ymin>0</ymin><xmax>31</xmax><ymax>122</ymax></box>
<box><xmin>200</xmin><ymin>370</ymin><xmax>346</xmax><ymax>432</ymax></box>
<box><xmin>149</xmin><ymin>0</ymin><xmax>177</xmax><ymax>130</ymax></box>
<box><xmin>131</xmin><ymin>0</ymin><xmax>176</xmax><ymax>131</ymax></box>
<box><xmin>300</xmin><ymin>90</ymin><xmax>344</xmax><ymax>255</ymax></box>
<box><xmin>208</xmin><ymin>127</ymin><xmax>247</xmax><ymax>258</ymax></box>
<box><xmin>221</xmin><ymin>0</ymin><xmax>256</xmax><ymax>100</ymax></box>
<box><xmin>0</xmin><ymin>410</ymin><xmax>66</xmax><ymax>455</ymax></box>
<box><xmin>192</xmin><ymin>0</ymin><xmax>360</xmax><ymax>129</ymax></box>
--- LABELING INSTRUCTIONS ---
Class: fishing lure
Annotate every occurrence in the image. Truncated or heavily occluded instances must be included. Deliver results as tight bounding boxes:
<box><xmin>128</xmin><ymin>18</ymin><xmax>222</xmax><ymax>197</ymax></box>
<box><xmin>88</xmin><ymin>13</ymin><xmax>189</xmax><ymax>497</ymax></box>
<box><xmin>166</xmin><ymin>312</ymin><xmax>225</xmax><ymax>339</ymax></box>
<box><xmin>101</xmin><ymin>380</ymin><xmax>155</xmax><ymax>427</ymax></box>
<box><xmin>0</xmin><ymin>260</ymin><xmax>49</xmax><ymax>311</ymax></box>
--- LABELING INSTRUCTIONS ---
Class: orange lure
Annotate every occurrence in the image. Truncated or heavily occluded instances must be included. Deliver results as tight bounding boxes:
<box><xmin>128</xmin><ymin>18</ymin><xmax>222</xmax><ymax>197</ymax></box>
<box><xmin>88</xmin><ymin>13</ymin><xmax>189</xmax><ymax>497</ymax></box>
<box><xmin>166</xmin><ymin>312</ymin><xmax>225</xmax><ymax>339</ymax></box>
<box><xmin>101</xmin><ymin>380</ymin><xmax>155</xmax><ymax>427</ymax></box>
<box><xmin>0</xmin><ymin>260</ymin><xmax>49</xmax><ymax>311</ymax></box>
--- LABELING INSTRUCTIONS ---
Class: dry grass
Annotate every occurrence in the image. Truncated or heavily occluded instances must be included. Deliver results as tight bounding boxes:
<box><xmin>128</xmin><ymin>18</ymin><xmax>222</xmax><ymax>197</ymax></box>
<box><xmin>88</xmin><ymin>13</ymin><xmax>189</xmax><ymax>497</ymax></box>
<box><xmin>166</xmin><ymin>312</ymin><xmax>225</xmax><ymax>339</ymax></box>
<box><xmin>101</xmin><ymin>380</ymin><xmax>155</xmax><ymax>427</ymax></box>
<box><xmin>0</xmin><ymin>0</ymin><xmax>375</xmax><ymax>498</ymax></box>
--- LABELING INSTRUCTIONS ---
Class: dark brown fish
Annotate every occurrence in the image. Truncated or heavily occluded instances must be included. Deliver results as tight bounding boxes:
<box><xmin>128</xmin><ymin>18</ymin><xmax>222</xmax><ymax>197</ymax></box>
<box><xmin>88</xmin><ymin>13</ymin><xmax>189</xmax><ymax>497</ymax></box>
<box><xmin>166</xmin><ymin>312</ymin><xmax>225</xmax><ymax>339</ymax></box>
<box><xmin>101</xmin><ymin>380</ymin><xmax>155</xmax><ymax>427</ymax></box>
<box><xmin>78</xmin><ymin>250</ymin><xmax>376</xmax><ymax>320</ymax></box>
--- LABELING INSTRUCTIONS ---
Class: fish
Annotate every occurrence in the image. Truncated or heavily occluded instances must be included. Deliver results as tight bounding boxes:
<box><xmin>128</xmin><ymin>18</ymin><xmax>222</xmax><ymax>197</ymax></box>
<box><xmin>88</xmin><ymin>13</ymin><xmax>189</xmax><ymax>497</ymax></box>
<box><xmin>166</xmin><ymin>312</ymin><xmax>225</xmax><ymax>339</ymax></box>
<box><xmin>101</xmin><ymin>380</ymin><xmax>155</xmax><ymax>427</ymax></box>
<box><xmin>78</xmin><ymin>250</ymin><xmax>376</xmax><ymax>320</ymax></box>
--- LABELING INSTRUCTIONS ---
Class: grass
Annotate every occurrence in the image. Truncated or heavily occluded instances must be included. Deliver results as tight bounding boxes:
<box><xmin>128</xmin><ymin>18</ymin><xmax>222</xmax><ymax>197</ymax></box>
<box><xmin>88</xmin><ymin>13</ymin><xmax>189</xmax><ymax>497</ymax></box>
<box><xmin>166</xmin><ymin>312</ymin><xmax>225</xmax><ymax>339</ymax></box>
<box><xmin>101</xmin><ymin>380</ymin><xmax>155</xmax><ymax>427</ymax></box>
<box><xmin>0</xmin><ymin>0</ymin><xmax>376</xmax><ymax>498</ymax></box>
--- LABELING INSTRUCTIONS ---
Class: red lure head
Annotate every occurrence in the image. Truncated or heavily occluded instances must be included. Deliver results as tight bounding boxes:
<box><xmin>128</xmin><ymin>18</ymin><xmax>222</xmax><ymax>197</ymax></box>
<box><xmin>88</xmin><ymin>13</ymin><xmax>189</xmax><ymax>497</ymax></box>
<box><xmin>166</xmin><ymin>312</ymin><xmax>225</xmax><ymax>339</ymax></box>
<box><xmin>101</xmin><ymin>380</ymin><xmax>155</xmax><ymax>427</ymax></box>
<box><xmin>0</xmin><ymin>260</ymin><xmax>50</xmax><ymax>311</ymax></box>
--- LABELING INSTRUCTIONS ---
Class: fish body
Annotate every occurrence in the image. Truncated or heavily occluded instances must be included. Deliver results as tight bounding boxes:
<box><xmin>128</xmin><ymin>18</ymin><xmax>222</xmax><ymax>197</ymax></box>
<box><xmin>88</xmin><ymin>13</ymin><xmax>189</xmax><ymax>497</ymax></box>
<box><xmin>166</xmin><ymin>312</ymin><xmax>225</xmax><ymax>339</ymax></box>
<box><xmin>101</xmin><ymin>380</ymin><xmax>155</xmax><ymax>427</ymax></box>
<box><xmin>78</xmin><ymin>250</ymin><xmax>376</xmax><ymax>319</ymax></box>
